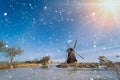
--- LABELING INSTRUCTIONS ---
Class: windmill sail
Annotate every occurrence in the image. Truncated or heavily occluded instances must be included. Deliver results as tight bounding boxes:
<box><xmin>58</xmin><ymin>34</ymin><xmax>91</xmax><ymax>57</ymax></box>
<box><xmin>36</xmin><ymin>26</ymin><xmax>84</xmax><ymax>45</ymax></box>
<box><xmin>73</xmin><ymin>40</ymin><xmax>77</xmax><ymax>49</ymax></box>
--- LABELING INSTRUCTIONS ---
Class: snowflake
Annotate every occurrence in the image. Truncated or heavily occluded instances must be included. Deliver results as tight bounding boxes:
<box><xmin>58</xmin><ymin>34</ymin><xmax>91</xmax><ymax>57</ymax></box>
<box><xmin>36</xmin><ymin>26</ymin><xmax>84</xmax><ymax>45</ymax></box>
<box><xmin>43</xmin><ymin>22</ymin><xmax>47</xmax><ymax>25</ymax></box>
<box><xmin>93</xmin><ymin>45</ymin><xmax>96</xmax><ymax>48</ymax></box>
<box><xmin>49</xmin><ymin>37</ymin><xmax>52</xmax><ymax>40</ymax></box>
<box><xmin>32</xmin><ymin>18</ymin><xmax>36</xmax><ymax>21</ymax></box>
<box><xmin>92</xmin><ymin>12</ymin><xmax>96</xmax><ymax>16</ymax></box>
<box><xmin>5</xmin><ymin>45</ymin><xmax>8</xmax><ymax>48</ymax></box>
<box><xmin>5</xmin><ymin>19</ymin><xmax>8</xmax><ymax>22</ymax></box>
<box><xmin>70</xmin><ymin>18</ymin><xmax>74</xmax><ymax>22</ymax></box>
<box><xmin>29</xmin><ymin>3</ymin><xmax>32</xmax><ymax>7</ymax></box>
<box><xmin>103</xmin><ymin>47</ymin><xmax>107</xmax><ymax>50</ymax></box>
<box><xmin>22</xmin><ymin>3</ymin><xmax>26</xmax><ymax>6</ymax></box>
<box><xmin>9</xmin><ymin>4</ymin><xmax>12</xmax><ymax>7</ymax></box>
<box><xmin>55</xmin><ymin>10</ymin><xmax>58</xmax><ymax>13</ymax></box>
<box><xmin>68</xmin><ymin>40</ymin><xmax>72</xmax><ymax>43</ymax></box>
<box><xmin>40</xmin><ymin>18</ymin><xmax>44</xmax><ymax>22</ymax></box>
<box><xmin>29</xmin><ymin>3</ymin><xmax>34</xmax><ymax>9</ymax></box>
<box><xmin>57</xmin><ymin>50</ymin><xmax>61</xmax><ymax>53</ymax></box>
<box><xmin>44</xmin><ymin>6</ymin><xmax>48</xmax><ymax>10</ymax></box>
<box><xmin>4</xmin><ymin>12</ymin><xmax>7</xmax><ymax>16</ymax></box>
<box><xmin>32</xmin><ymin>37</ymin><xmax>36</xmax><ymax>40</ymax></box>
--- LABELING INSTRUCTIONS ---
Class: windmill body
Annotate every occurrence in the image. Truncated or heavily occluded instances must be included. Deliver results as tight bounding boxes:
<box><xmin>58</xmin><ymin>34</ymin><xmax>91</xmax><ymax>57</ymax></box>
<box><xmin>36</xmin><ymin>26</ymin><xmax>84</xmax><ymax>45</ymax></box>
<box><xmin>67</xmin><ymin>48</ymin><xmax>77</xmax><ymax>63</ymax></box>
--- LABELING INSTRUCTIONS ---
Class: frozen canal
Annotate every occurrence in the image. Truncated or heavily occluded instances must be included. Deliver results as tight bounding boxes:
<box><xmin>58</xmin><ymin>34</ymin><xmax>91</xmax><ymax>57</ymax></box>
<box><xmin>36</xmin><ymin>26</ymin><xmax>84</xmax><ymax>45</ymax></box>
<box><xmin>0</xmin><ymin>66</ymin><xmax>119</xmax><ymax>80</ymax></box>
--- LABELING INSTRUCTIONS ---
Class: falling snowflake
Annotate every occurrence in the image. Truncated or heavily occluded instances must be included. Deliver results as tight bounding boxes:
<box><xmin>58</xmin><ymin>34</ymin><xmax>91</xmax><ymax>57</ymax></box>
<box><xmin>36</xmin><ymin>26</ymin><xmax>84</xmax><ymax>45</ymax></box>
<box><xmin>29</xmin><ymin>3</ymin><xmax>32</xmax><ymax>7</ymax></box>
<box><xmin>93</xmin><ymin>45</ymin><xmax>96</xmax><ymax>48</ymax></box>
<box><xmin>4</xmin><ymin>12</ymin><xmax>7</xmax><ymax>16</ymax></box>
<box><xmin>92</xmin><ymin>12</ymin><xmax>95</xmax><ymax>16</ymax></box>
<box><xmin>5</xmin><ymin>45</ymin><xmax>8</xmax><ymax>48</ymax></box>
<box><xmin>44</xmin><ymin>6</ymin><xmax>48</xmax><ymax>10</ymax></box>
<box><xmin>68</xmin><ymin>40</ymin><xmax>72</xmax><ymax>43</ymax></box>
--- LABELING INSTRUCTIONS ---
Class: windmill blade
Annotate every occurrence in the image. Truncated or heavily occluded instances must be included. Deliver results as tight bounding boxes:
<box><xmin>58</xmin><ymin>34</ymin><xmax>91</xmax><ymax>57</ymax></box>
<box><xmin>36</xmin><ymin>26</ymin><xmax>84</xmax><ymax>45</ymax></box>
<box><xmin>73</xmin><ymin>40</ymin><xmax>77</xmax><ymax>49</ymax></box>
<box><xmin>74</xmin><ymin>50</ymin><xmax>84</xmax><ymax>59</ymax></box>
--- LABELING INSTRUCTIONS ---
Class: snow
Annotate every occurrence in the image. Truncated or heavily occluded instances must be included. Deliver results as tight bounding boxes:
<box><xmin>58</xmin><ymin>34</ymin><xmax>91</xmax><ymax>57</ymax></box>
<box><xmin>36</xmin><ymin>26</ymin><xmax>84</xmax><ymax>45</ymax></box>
<box><xmin>93</xmin><ymin>45</ymin><xmax>97</xmax><ymax>48</ymax></box>
<box><xmin>6</xmin><ymin>45</ymin><xmax>8</xmax><ymax>48</ymax></box>
<box><xmin>4</xmin><ymin>12</ymin><xmax>7</xmax><ymax>16</ymax></box>
<box><xmin>68</xmin><ymin>40</ymin><xmax>72</xmax><ymax>43</ymax></box>
<box><xmin>44</xmin><ymin>6</ymin><xmax>48</xmax><ymax>10</ymax></box>
<box><xmin>92</xmin><ymin>13</ymin><xmax>95</xmax><ymax>16</ymax></box>
<box><xmin>29</xmin><ymin>3</ymin><xmax>32</xmax><ymax>7</ymax></box>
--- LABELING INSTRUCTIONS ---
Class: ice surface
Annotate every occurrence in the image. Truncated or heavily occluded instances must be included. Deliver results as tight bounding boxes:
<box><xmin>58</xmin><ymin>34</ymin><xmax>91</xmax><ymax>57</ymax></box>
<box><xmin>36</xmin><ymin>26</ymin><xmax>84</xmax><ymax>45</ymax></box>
<box><xmin>0</xmin><ymin>66</ymin><xmax>119</xmax><ymax>80</ymax></box>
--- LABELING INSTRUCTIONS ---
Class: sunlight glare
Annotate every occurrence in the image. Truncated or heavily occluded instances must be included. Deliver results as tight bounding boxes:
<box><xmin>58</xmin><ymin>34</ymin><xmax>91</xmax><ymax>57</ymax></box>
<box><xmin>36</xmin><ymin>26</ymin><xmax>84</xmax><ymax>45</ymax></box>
<box><xmin>102</xmin><ymin>0</ymin><xmax>119</xmax><ymax>13</ymax></box>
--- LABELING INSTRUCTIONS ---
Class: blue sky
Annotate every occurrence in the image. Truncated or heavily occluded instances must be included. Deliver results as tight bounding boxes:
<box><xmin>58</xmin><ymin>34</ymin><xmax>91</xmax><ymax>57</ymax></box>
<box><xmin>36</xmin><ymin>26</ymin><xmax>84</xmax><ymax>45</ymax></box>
<box><xmin>0</xmin><ymin>0</ymin><xmax>120</xmax><ymax>62</ymax></box>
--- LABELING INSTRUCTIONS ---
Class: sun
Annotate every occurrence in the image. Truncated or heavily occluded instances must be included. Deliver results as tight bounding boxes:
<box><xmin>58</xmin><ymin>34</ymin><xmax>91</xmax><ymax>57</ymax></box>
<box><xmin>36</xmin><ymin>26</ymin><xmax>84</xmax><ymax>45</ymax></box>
<box><xmin>101</xmin><ymin>0</ymin><xmax>119</xmax><ymax>13</ymax></box>
<box><xmin>85</xmin><ymin>0</ymin><xmax>120</xmax><ymax>28</ymax></box>
<box><xmin>104</xmin><ymin>1</ymin><xmax>116</xmax><ymax>11</ymax></box>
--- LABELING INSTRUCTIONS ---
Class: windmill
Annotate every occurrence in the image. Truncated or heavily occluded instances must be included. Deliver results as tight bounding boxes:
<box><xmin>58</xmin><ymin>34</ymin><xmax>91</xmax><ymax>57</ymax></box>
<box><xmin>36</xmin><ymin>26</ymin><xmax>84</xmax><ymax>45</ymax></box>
<box><xmin>66</xmin><ymin>40</ymin><xmax>84</xmax><ymax>64</ymax></box>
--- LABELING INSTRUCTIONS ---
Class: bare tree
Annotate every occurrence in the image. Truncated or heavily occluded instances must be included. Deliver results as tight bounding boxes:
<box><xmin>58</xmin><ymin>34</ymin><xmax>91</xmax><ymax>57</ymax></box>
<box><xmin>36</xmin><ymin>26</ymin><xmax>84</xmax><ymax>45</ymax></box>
<box><xmin>98</xmin><ymin>56</ymin><xmax>108</xmax><ymax>63</ymax></box>
<box><xmin>98</xmin><ymin>56</ymin><xmax>114</xmax><ymax>67</ymax></box>
<box><xmin>98</xmin><ymin>56</ymin><xmax>112</xmax><ymax>63</ymax></box>
<box><xmin>6</xmin><ymin>47</ymin><xmax>23</xmax><ymax>64</ymax></box>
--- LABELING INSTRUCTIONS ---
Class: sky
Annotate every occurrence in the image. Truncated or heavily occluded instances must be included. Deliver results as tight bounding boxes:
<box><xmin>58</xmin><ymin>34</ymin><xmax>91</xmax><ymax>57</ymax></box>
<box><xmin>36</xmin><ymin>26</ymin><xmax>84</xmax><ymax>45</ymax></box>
<box><xmin>0</xmin><ymin>0</ymin><xmax>120</xmax><ymax>62</ymax></box>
